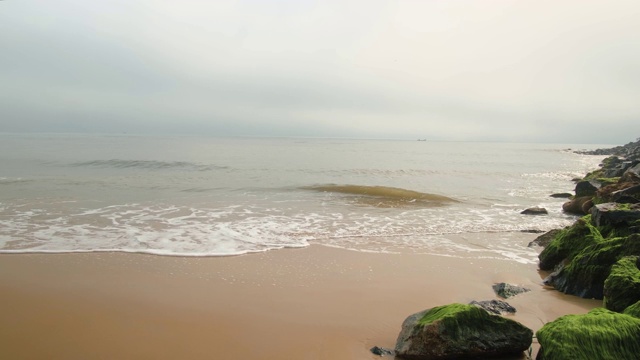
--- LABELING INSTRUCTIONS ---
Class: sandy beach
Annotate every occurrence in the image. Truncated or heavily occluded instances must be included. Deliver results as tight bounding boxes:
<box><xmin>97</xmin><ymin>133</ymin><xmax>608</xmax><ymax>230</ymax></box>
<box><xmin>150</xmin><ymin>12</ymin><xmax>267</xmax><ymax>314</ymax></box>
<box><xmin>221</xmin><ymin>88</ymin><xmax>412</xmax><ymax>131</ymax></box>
<box><xmin>0</xmin><ymin>239</ymin><xmax>600</xmax><ymax>360</ymax></box>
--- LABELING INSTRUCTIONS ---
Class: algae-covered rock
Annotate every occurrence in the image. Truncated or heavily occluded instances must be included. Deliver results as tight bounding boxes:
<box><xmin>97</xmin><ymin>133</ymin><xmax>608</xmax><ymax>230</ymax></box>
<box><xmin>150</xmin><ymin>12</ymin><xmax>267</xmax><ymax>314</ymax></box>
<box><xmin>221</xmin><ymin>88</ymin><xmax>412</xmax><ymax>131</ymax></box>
<box><xmin>603</xmin><ymin>256</ymin><xmax>640</xmax><ymax>312</ymax></box>
<box><xmin>544</xmin><ymin>235</ymin><xmax>640</xmax><ymax>299</ymax></box>
<box><xmin>394</xmin><ymin>303</ymin><xmax>532</xmax><ymax>359</ymax></box>
<box><xmin>538</xmin><ymin>216</ymin><xmax>596</xmax><ymax>271</ymax></box>
<box><xmin>623</xmin><ymin>300</ymin><xmax>640</xmax><ymax>318</ymax></box>
<box><xmin>536</xmin><ymin>308</ymin><xmax>640</xmax><ymax>360</ymax></box>
<box><xmin>591</xmin><ymin>202</ymin><xmax>640</xmax><ymax>227</ymax></box>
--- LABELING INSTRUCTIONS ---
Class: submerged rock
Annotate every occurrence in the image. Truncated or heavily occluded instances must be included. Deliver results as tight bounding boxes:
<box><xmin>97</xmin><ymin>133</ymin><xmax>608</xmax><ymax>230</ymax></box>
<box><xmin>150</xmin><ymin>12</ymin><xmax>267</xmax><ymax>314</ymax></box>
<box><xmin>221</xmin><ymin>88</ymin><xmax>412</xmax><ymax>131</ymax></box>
<box><xmin>603</xmin><ymin>256</ymin><xmax>640</xmax><ymax>312</ymax></box>
<box><xmin>520</xmin><ymin>207</ymin><xmax>548</xmax><ymax>215</ymax></box>
<box><xmin>492</xmin><ymin>283</ymin><xmax>530</xmax><ymax>299</ymax></box>
<box><xmin>370</xmin><ymin>346</ymin><xmax>394</xmax><ymax>356</ymax></box>
<box><xmin>536</xmin><ymin>308</ymin><xmax>640</xmax><ymax>360</ymax></box>
<box><xmin>394</xmin><ymin>304</ymin><xmax>532</xmax><ymax>360</ymax></box>
<box><xmin>550</xmin><ymin>192</ymin><xmax>573</xmax><ymax>199</ymax></box>
<box><xmin>469</xmin><ymin>299</ymin><xmax>516</xmax><ymax>315</ymax></box>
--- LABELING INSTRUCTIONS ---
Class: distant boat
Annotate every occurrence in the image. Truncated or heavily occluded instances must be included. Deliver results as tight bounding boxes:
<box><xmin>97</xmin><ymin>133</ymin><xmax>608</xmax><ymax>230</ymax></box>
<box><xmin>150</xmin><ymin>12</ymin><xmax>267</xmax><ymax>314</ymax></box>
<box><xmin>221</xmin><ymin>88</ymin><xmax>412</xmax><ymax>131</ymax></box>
<box><xmin>417</xmin><ymin>139</ymin><xmax>427</xmax><ymax>141</ymax></box>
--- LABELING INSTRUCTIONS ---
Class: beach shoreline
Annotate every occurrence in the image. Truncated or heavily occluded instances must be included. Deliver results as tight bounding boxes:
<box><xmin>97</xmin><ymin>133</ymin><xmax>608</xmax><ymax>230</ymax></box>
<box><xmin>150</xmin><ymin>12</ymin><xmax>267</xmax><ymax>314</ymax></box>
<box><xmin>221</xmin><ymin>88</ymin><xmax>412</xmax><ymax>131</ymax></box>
<box><xmin>0</xmin><ymin>241</ymin><xmax>600</xmax><ymax>359</ymax></box>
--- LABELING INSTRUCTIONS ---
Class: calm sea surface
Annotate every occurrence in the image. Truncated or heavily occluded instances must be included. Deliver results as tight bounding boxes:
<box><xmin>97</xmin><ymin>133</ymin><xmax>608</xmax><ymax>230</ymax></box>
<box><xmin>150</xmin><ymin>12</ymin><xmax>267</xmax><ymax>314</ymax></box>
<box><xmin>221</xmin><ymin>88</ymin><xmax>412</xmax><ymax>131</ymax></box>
<box><xmin>0</xmin><ymin>134</ymin><xmax>608</xmax><ymax>263</ymax></box>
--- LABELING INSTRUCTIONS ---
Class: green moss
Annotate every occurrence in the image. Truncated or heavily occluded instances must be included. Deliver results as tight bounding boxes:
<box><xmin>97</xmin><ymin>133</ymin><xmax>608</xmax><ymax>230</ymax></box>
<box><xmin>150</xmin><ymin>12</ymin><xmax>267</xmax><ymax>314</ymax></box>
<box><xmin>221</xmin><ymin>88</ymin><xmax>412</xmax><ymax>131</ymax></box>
<box><xmin>584</xmin><ymin>169</ymin><xmax>605</xmax><ymax>181</ymax></box>
<box><xmin>418</xmin><ymin>303</ymin><xmax>529</xmax><ymax>342</ymax></box>
<box><xmin>539</xmin><ymin>215</ymin><xmax>601</xmax><ymax>271</ymax></box>
<box><xmin>596</xmin><ymin>177</ymin><xmax>621</xmax><ymax>186</ymax></box>
<box><xmin>623</xmin><ymin>300</ymin><xmax>640</xmax><ymax>318</ymax></box>
<box><xmin>536</xmin><ymin>308</ymin><xmax>640</xmax><ymax>360</ymax></box>
<box><xmin>604</xmin><ymin>256</ymin><xmax>640</xmax><ymax>312</ymax></box>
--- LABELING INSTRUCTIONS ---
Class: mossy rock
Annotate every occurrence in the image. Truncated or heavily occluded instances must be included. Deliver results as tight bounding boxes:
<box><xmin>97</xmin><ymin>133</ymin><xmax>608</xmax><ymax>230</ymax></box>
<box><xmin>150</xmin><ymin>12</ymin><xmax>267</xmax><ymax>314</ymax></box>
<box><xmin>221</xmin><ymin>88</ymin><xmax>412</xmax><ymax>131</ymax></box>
<box><xmin>604</xmin><ymin>256</ymin><xmax>640</xmax><ymax>312</ymax></box>
<box><xmin>623</xmin><ymin>300</ymin><xmax>640</xmax><ymax>318</ymax></box>
<box><xmin>546</xmin><ymin>235</ymin><xmax>640</xmax><ymax>299</ymax></box>
<box><xmin>536</xmin><ymin>308</ymin><xmax>640</xmax><ymax>360</ymax></box>
<box><xmin>395</xmin><ymin>303</ymin><xmax>532</xmax><ymax>359</ymax></box>
<box><xmin>538</xmin><ymin>216</ymin><xmax>599</xmax><ymax>271</ymax></box>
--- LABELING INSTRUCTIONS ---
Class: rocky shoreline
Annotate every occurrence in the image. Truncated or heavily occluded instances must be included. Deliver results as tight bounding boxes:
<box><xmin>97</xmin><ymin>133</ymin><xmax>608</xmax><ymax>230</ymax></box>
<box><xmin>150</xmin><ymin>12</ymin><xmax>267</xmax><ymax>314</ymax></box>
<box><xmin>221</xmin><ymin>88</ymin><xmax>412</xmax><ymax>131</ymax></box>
<box><xmin>378</xmin><ymin>138</ymin><xmax>640</xmax><ymax>360</ymax></box>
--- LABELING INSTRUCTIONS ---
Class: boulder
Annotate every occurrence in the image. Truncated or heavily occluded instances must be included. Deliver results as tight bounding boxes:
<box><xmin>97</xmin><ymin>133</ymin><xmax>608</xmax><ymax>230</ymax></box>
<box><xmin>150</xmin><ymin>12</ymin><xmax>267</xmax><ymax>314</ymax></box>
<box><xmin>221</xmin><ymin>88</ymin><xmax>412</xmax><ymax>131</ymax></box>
<box><xmin>543</xmin><ymin>234</ymin><xmax>640</xmax><ymax>299</ymax></box>
<box><xmin>394</xmin><ymin>304</ymin><xmax>532</xmax><ymax>360</ymax></box>
<box><xmin>538</xmin><ymin>217</ymin><xmax>594</xmax><ymax>271</ymax></box>
<box><xmin>611</xmin><ymin>184</ymin><xmax>640</xmax><ymax>203</ymax></box>
<box><xmin>562</xmin><ymin>196</ymin><xmax>593</xmax><ymax>215</ymax></box>
<box><xmin>590</xmin><ymin>203</ymin><xmax>640</xmax><ymax>227</ymax></box>
<box><xmin>623</xmin><ymin>300</ymin><xmax>640</xmax><ymax>318</ymax></box>
<box><xmin>620</xmin><ymin>164</ymin><xmax>640</xmax><ymax>183</ymax></box>
<box><xmin>528</xmin><ymin>229</ymin><xmax>561</xmax><ymax>248</ymax></box>
<box><xmin>520</xmin><ymin>207</ymin><xmax>548</xmax><ymax>215</ymax></box>
<box><xmin>492</xmin><ymin>283</ymin><xmax>530</xmax><ymax>299</ymax></box>
<box><xmin>603</xmin><ymin>256</ymin><xmax>640</xmax><ymax>312</ymax></box>
<box><xmin>469</xmin><ymin>299</ymin><xmax>516</xmax><ymax>315</ymax></box>
<box><xmin>536</xmin><ymin>308</ymin><xmax>640</xmax><ymax>360</ymax></box>
<box><xmin>575</xmin><ymin>180</ymin><xmax>599</xmax><ymax>197</ymax></box>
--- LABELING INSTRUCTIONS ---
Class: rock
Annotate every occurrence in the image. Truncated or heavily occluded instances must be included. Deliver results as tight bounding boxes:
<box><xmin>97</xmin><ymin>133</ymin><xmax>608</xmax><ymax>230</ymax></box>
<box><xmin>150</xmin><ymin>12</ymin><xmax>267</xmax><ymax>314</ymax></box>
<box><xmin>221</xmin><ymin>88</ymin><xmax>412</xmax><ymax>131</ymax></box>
<box><xmin>590</xmin><ymin>203</ymin><xmax>640</xmax><ymax>227</ymax></box>
<box><xmin>469</xmin><ymin>299</ymin><xmax>516</xmax><ymax>315</ymax></box>
<box><xmin>581</xmin><ymin>198</ymin><xmax>594</xmax><ymax>214</ymax></box>
<box><xmin>596</xmin><ymin>181</ymin><xmax>640</xmax><ymax>203</ymax></box>
<box><xmin>394</xmin><ymin>304</ymin><xmax>532</xmax><ymax>360</ymax></box>
<box><xmin>611</xmin><ymin>184</ymin><xmax>640</xmax><ymax>203</ymax></box>
<box><xmin>370</xmin><ymin>346</ymin><xmax>394</xmax><ymax>356</ymax></box>
<box><xmin>603</xmin><ymin>256</ymin><xmax>640</xmax><ymax>312</ymax></box>
<box><xmin>543</xmin><ymin>234</ymin><xmax>640</xmax><ymax>299</ymax></box>
<box><xmin>538</xmin><ymin>217</ymin><xmax>594</xmax><ymax>271</ymax></box>
<box><xmin>621</xmin><ymin>164</ymin><xmax>640</xmax><ymax>183</ymax></box>
<box><xmin>623</xmin><ymin>300</ymin><xmax>640</xmax><ymax>318</ymax></box>
<box><xmin>550</xmin><ymin>193</ymin><xmax>573</xmax><ymax>198</ymax></box>
<box><xmin>536</xmin><ymin>308</ymin><xmax>640</xmax><ymax>360</ymax></box>
<box><xmin>528</xmin><ymin>229</ymin><xmax>561</xmax><ymax>248</ymax></box>
<box><xmin>562</xmin><ymin>196</ymin><xmax>593</xmax><ymax>215</ymax></box>
<box><xmin>492</xmin><ymin>283</ymin><xmax>531</xmax><ymax>299</ymax></box>
<box><xmin>520</xmin><ymin>207</ymin><xmax>548</xmax><ymax>215</ymax></box>
<box><xmin>575</xmin><ymin>180</ymin><xmax>599</xmax><ymax>197</ymax></box>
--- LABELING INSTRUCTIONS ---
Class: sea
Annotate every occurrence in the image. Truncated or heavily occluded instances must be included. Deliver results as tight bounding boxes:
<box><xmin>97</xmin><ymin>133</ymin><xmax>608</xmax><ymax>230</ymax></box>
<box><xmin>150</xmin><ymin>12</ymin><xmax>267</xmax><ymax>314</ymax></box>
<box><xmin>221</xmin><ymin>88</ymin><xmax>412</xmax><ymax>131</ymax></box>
<box><xmin>0</xmin><ymin>133</ymin><xmax>609</xmax><ymax>263</ymax></box>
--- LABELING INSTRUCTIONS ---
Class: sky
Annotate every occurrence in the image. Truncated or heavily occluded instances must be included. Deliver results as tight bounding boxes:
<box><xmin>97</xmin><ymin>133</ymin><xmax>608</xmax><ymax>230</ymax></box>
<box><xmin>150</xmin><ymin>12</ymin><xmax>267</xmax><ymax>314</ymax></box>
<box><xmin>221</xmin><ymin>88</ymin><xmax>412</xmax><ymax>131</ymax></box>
<box><xmin>1</xmin><ymin>0</ymin><xmax>639</xmax><ymax>143</ymax></box>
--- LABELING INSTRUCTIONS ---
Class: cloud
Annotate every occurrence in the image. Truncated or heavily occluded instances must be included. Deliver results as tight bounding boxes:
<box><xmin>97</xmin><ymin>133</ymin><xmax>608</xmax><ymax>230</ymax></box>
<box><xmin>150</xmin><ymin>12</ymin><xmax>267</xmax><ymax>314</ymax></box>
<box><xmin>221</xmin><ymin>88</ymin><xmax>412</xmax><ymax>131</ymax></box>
<box><xmin>1</xmin><ymin>0</ymin><xmax>639</xmax><ymax>142</ymax></box>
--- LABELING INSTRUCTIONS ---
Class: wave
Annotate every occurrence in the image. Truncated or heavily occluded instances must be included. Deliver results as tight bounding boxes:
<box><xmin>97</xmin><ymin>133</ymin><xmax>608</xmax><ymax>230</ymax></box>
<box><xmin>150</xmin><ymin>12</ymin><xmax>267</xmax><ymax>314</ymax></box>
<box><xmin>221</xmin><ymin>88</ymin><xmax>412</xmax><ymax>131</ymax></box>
<box><xmin>302</xmin><ymin>184</ymin><xmax>459</xmax><ymax>207</ymax></box>
<box><xmin>71</xmin><ymin>159</ymin><xmax>227</xmax><ymax>171</ymax></box>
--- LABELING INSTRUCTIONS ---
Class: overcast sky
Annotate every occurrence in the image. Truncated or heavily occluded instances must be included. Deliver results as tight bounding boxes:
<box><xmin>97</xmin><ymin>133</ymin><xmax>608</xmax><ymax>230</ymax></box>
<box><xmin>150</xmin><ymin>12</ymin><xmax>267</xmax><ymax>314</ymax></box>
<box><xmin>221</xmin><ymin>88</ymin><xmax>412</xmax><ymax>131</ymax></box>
<box><xmin>1</xmin><ymin>0</ymin><xmax>639</xmax><ymax>143</ymax></box>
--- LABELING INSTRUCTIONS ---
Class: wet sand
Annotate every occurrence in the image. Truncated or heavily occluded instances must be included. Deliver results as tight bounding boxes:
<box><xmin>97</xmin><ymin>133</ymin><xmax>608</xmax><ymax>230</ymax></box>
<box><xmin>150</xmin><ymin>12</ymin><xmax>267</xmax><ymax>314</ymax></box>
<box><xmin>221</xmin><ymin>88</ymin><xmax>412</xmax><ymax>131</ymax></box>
<box><xmin>0</xmin><ymin>244</ymin><xmax>600</xmax><ymax>359</ymax></box>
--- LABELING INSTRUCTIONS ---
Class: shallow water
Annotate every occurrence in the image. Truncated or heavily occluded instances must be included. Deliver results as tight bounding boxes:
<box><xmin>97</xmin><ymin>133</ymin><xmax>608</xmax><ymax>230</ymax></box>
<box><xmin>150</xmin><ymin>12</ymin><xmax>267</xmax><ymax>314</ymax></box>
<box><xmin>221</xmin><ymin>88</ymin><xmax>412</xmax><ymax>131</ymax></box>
<box><xmin>0</xmin><ymin>133</ymin><xmax>608</xmax><ymax>261</ymax></box>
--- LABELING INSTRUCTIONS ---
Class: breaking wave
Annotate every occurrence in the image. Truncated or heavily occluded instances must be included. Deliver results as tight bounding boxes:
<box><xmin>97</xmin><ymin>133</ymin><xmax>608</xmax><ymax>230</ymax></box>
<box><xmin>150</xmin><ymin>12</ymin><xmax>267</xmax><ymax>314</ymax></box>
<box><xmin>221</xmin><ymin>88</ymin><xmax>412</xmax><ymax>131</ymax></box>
<box><xmin>302</xmin><ymin>184</ymin><xmax>459</xmax><ymax>207</ymax></box>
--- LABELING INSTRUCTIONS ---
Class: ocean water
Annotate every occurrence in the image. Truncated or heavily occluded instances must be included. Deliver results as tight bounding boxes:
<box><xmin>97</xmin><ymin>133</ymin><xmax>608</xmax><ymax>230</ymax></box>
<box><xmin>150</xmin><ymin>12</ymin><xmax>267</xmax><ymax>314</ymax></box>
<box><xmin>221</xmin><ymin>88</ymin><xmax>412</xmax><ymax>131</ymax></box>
<box><xmin>0</xmin><ymin>134</ymin><xmax>608</xmax><ymax>263</ymax></box>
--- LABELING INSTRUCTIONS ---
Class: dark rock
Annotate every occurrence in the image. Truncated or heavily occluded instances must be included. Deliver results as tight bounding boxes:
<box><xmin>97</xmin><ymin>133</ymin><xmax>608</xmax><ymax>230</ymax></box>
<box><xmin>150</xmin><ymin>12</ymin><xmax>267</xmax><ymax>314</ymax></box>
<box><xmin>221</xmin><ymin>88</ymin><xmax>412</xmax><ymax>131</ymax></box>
<box><xmin>492</xmin><ymin>283</ymin><xmax>531</xmax><ymax>299</ymax></box>
<box><xmin>603</xmin><ymin>256</ymin><xmax>640</xmax><ymax>312</ymax></box>
<box><xmin>528</xmin><ymin>229</ymin><xmax>562</xmax><ymax>248</ymax></box>
<box><xmin>370</xmin><ymin>346</ymin><xmax>394</xmax><ymax>356</ymax></box>
<box><xmin>520</xmin><ymin>207</ymin><xmax>548</xmax><ymax>215</ymax></box>
<box><xmin>562</xmin><ymin>196</ymin><xmax>593</xmax><ymax>215</ymax></box>
<box><xmin>536</xmin><ymin>308</ymin><xmax>640</xmax><ymax>360</ymax></box>
<box><xmin>550</xmin><ymin>193</ymin><xmax>573</xmax><ymax>198</ymax></box>
<box><xmin>469</xmin><ymin>299</ymin><xmax>516</xmax><ymax>315</ymax></box>
<box><xmin>521</xmin><ymin>229</ymin><xmax>545</xmax><ymax>234</ymax></box>
<box><xmin>591</xmin><ymin>203</ymin><xmax>640</xmax><ymax>227</ymax></box>
<box><xmin>621</xmin><ymin>164</ymin><xmax>640</xmax><ymax>183</ymax></box>
<box><xmin>596</xmin><ymin>181</ymin><xmax>640</xmax><ymax>203</ymax></box>
<box><xmin>575</xmin><ymin>180</ymin><xmax>599</xmax><ymax>197</ymax></box>
<box><xmin>611</xmin><ymin>184</ymin><xmax>640</xmax><ymax>203</ymax></box>
<box><xmin>581</xmin><ymin>199</ymin><xmax>594</xmax><ymax>214</ymax></box>
<box><xmin>394</xmin><ymin>304</ymin><xmax>532</xmax><ymax>360</ymax></box>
